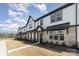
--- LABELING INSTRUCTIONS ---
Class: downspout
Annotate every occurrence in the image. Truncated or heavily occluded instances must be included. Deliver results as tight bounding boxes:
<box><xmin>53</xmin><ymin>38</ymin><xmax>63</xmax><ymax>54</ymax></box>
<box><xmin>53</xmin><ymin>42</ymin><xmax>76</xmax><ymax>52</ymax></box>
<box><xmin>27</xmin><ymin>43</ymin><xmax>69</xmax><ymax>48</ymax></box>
<box><xmin>75</xmin><ymin>3</ymin><xmax>77</xmax><ymax>49</ymax></box>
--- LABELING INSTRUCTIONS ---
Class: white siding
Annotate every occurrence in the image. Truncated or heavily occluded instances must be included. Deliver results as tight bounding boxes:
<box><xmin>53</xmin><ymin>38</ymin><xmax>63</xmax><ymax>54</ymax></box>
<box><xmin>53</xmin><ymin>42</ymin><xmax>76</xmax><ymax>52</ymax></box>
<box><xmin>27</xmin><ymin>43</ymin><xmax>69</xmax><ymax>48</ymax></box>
<box><xmin>27</xmin><ymin>21</ymin><xmax>35</xmax><ymax>31</ymax></box>
<box><xmin>77</xmin><ymin>4</ymin><xmax>79</xmax><ymax>24</ymax></box>
<box><xmin>35</xmin><ymin>20</ymin><xmax>40</xmax><ymax>29</ymax></box>
<box><xmin>42</xmin><ymin>16</ymin><xmax>50</xmax><ymax>29</ymax></box>
<box><xmin>17</xmin><ymin>3</ymin><xmax>79</xmax><ymax>48</ymax></box>
<box><xmin>46</xmin><ymin>4</ymin><xmax>76</xmax><ymax>27</ymax></box>
<box><xmin>77</xmin><ymin>27</ymin><xmax>79</xmax><ymax>48</ymax></box>
<box><xmin>77</xmin><ymin>3</ymin><xmax>79</xmax><ymax>48</ymax></box>
<box><xmin>63</xmin><ymin>4</ymin><xmax>76</xmax><ymax>25</ymax></box>
<box><xmin>43</xmin><ymin>31</ymin><xmax>49</xmax><ymax>42</ymax></box>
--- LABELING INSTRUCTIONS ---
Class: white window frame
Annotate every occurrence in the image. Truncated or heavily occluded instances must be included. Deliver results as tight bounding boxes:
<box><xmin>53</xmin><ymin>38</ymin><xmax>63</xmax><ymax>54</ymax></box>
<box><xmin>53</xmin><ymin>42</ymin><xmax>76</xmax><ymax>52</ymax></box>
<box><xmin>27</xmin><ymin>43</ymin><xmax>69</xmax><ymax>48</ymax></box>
<box><xmin>49</xmin><ymin>31</ymin><xmax>53</xmax><ymax>40</ymax></box>
<box><xmin>54</xmin><ymin>31</ymin><xmax>59</xmax><ymax>40</ymax></box>
<box><xmin>50</xmin><ymin>10</ymin><xmax>62</xmax><ymax>23</ymax></box>
<box><xmin>59</xmin><ymin>30</ymin><xmax>64</xmax><ymax>40</ymax></box>
<box><xmin>57</xmin><ymin>11</ymin><xmax>63</xmax><ymax>21</ymax></box>
<box><xmin>50</xmin><ymin>13</ymin><xmax>56</xmax><ymax>23</ymax></box>
<box><xmin>29</xmin><ymin>23</ymin><xmax>32</xmax><ymax>29</ymax></box>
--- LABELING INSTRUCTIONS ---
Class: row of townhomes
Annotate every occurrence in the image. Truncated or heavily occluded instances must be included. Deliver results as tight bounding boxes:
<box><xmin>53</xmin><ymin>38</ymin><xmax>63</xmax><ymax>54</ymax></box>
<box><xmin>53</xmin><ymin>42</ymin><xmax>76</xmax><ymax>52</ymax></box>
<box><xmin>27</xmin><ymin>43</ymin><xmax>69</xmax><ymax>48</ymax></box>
<box><xmin>16</xmin><ymin>3</ymin><xmax>79</xmax><ymax>48</ymax></box>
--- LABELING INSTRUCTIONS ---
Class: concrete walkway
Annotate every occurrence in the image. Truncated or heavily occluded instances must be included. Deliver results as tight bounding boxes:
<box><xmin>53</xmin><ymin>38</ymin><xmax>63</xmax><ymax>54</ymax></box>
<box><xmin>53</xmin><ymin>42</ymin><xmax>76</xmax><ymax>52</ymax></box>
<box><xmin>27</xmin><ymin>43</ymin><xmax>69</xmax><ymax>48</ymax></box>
<box><xmin>0</xmin><ymin>39</ymin><xmax>6</xmax><ymax>56</ymax></box>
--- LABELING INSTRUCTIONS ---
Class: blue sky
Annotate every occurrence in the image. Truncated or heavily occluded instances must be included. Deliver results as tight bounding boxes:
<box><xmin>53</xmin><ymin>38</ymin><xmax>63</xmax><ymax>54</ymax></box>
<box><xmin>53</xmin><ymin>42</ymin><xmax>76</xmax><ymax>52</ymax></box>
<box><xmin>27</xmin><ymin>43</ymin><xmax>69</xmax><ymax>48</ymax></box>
<box><xmin>0</xmin><ymin>3</ymin><xmax>64</xmax><ymax>33</ymax></box>
<box><xmin>0</xmin><ymin>3</ymin><xmax>9</xmax><ymax>23</ymax></box>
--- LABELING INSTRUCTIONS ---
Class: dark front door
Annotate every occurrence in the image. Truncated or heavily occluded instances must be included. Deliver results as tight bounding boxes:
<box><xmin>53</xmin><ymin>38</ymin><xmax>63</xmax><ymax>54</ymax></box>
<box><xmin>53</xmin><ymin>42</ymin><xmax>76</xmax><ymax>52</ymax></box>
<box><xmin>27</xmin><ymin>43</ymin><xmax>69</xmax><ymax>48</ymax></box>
<box><xmin>40</xmin><ymin>32</ymin><xmax>43</xmax><ymax>43</ymax></box>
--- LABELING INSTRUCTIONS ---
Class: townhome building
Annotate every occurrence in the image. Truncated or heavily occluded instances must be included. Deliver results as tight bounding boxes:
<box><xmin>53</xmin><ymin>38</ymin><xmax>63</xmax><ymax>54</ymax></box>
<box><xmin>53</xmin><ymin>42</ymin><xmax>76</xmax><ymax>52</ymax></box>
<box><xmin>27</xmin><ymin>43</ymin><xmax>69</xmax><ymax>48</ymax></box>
<box><xmin>16</xmin><ymin>3</ymin><xmax>79</xmax><ymax>48</ymax></box>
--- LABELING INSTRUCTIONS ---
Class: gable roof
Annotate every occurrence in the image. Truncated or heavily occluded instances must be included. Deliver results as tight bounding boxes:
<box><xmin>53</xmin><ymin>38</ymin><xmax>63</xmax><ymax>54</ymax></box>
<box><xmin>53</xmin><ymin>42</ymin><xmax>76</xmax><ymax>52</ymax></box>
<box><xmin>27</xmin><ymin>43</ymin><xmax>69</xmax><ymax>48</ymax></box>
<box><xmin>35</xmin><ymin>3</ymin><xmax>74</xmax><ymax>22</ymax></box>
<box><xmin>20</xmin><ymin>16</ymin><xmax>35</xmax><ymax>29</ymax></box>
<box><xmin>25</xmin><ymin>16</ymin><xmax>35</xmax><ymax>26</ymax></box>
<box><xmin>19</xmin><ymin>3</ymin><xmax>74</xmax><ymax>30</ymax></box>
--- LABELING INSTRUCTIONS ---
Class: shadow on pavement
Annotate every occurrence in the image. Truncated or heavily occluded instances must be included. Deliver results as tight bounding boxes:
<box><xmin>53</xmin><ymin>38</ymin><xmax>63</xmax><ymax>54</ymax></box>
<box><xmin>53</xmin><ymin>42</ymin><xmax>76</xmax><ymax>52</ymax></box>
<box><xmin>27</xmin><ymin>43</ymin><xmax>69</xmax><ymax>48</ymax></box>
<box><xmin>14</xmin><ymin>39</ymin><xmax>79</xmax><ymax>56</ymax></box>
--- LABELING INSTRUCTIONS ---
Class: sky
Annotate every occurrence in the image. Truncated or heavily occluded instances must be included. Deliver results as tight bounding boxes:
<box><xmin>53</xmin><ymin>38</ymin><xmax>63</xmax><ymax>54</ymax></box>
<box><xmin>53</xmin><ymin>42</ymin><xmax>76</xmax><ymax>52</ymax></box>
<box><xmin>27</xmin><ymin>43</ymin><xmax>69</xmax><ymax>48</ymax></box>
<box><xmin>0</xmin><ymin>3</ymin><xmax>64</xmax><ymax>33</ymax></box>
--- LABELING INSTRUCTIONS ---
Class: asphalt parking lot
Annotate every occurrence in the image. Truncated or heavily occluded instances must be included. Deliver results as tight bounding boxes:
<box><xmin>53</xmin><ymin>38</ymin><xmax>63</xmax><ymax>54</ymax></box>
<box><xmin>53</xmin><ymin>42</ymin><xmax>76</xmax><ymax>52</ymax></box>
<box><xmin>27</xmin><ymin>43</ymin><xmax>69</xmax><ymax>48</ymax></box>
<box><xmin>5</xmin><ymin>38</ymin><xmax>79</xmax><ymax>56</ymax></box>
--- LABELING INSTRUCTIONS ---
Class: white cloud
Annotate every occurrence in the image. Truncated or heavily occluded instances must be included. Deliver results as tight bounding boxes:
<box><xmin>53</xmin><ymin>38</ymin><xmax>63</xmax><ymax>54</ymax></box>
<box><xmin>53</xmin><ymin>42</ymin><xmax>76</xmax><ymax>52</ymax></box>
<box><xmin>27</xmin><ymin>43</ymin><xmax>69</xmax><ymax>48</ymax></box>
<box><xmin>9</xmin><ymin>9</ymin><xmax>17</xmax><ymax>18</ymax></box>
<box><xmin>0</xmin><ymin>3</ymin><xmax>30</xmax><ymax>32</ymax></box>
<box><xmin>8</xmin><ymin>9</ymin><xmax>27</xmax><ymax>24</ymax></box>
<box><xmin>0</xmin><ymin>23</ymin><xmax>19</xmax><ymax>32</ymax></box>
<box><xmin>33</xmin><ymin>3</ymin><xmax>48</xmax><ymax>14</ymax></box>
<box><xmin>8</xmin><ymin>3</ymin><xmax>29</xmax><ymax>13</ymax></box>
<box><xmin>1</xmin><ymin>3</ymin><xmax>66</xmax><ymax>33</ymax></box>
<box><xmin>9</xmin><ymin>9</ymin><xmax>24</xmax><ymax>18</ymax></box>
<box><xmin>6</xmin><ymin>17</ymin><xmax>27</xmax><ymax>30</ymax></box>
<box><xmin>8</xmin><ymin>4</ymin><xmax>29</xmax><ymax>24</ymax></box>
<box><xmin>7</xmin><ymin>3</ymin><xmax>29</xmax><ymax>32</ymax></box>
<box><xmin>10</xmin><ymin>17</ymin><xmax>27</xmax><ymax>24</ymax></box>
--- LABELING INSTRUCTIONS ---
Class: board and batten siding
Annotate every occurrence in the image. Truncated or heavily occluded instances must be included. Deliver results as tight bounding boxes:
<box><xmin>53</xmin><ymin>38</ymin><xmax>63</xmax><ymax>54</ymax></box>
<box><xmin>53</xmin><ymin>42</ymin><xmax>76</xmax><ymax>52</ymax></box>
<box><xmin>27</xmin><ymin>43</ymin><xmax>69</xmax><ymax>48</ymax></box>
<box><xmin>27</xmin><ymin>21</ymin><xmax>35</xmax><ymax>31</ymax></box>
<box><xmin>35</xmin><ymin>20</ymin><xmax>40</xmax><ymax>29</ymax></box>
<box><xmin>63</xmin><ymin>4</ymin><xmax>76</xmax><ymax>25</ymax></box>
<box><xmin>41</xmin><ymin>16</ymin><xmax>50</xmax><ymax>29</ymax></box>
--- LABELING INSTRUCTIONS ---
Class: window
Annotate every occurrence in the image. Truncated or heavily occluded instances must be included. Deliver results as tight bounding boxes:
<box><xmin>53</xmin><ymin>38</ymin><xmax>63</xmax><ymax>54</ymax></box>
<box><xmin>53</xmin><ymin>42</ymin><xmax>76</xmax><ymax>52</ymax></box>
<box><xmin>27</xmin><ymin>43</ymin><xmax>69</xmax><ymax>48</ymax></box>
<box><xmin>40</xmin><ymin>19</ymin><xmax>43</xmax><ymax>25</ymax></box>
<box><xmin>54</xmin><ymin>31</ymin><xmax>58</xmax><ymax>40</ymax></box>
<box><xmin>57</xmin><ymin>11</ymin><xmax>62</xmax><ymax>21</ymax></box>
<box><xmin>59</xmin><ymin>30</ymin><xmax>64</xmax><ymax>40</ymax></box>
<box><xmin>50</xmin><ymin>35</ymin><xmax>52</xmax><ymax>39</ymax></box>
<box><xmin>29</xmin><ymin>23</ymin><xmax>32</xmax><ymax>29</ymax></box>
<box><xmin>50</xmin><ymin>10</ymin><xmax>62</xmax><ymax>23</ymax></box>
<box><xmin>49</xmin><ymin>31</ymin><xmax>53</xmax><ymax>39</ymax></box>
<box><xmin>50</xmin><ymin>13</ymin><xmax>56</xmax><ymax>23</ymax></box>
<box><xmin>60</xmin><ymin>34</ymin><xmax>64</xmax><ymax>40</ymax></box>
<box><xmin>24</xmin><ymin>28</ymin><xmax>25</xmax><ymax>31</ymax></box>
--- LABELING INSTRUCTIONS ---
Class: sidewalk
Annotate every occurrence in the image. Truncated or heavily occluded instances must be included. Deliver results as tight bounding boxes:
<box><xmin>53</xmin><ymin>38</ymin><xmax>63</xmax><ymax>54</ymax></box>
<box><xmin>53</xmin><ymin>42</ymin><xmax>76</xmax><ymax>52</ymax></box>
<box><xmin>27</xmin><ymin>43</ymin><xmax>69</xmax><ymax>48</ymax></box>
<box><xmin>0</xmin><ymin>39</ymin><xmax>6</xmax><ymax>56</ymax></box>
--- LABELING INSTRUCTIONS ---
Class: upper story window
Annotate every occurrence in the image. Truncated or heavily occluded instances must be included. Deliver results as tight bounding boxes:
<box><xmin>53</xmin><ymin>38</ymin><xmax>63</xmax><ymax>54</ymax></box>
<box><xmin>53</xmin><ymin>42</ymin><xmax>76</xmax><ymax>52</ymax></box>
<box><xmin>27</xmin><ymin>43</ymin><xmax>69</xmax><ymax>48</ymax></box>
<box><xmin>50</xmin><ymin>10</ymin><xmax>62</xmax><ymax>23</ymax></box>
<box><xmin>29</xmin><ymin>23</ymin><xmax>32</xmax><ymax>29</ymax></box>
<box><xmin>57</xmin><ymin>11</ymin><xmax>62</xmax><ymax>21</ymax></box>
<box><xmin>40</xmin><ymin>19</ymin><xmax>43</xmax><ymax>26</ymax></box>
<box><xmin>24</xmin><ymin>28</ymin><xmax>25</xmax><ymax>31</ymax></box>
<box><xmin>50</xmin><ymin>13</ymin><xmax>56</xmax><ymax>23</ymax></box>
<box><xmin>22</xmin><ymin>28</ymin><xmax>23</xmax><ymax>32</ymax></box>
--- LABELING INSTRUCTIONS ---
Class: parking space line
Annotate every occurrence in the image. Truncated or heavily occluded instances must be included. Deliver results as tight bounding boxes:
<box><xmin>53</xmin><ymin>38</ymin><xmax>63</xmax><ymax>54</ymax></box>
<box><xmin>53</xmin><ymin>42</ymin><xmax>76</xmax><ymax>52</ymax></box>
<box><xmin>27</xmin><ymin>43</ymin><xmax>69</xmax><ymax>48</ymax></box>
<box><xmin>8</xmin><ymin>45</ymin><xmax>32</xmax><ymax>53</ymax></box>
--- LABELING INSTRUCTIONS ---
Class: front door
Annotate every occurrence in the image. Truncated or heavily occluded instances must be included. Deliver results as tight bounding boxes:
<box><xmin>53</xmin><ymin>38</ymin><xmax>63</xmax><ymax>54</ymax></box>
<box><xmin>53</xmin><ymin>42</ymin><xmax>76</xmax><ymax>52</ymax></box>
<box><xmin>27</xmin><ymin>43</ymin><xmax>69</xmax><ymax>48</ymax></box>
<box><xmin>40</xmin><ymin>32</ymin><xmax>43</xmax><ymax>43</ymax></box>
<box><xmin>37</xmin><ymin>32</ymin><xmax>38</xmax><ymax>42</ymax></box>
